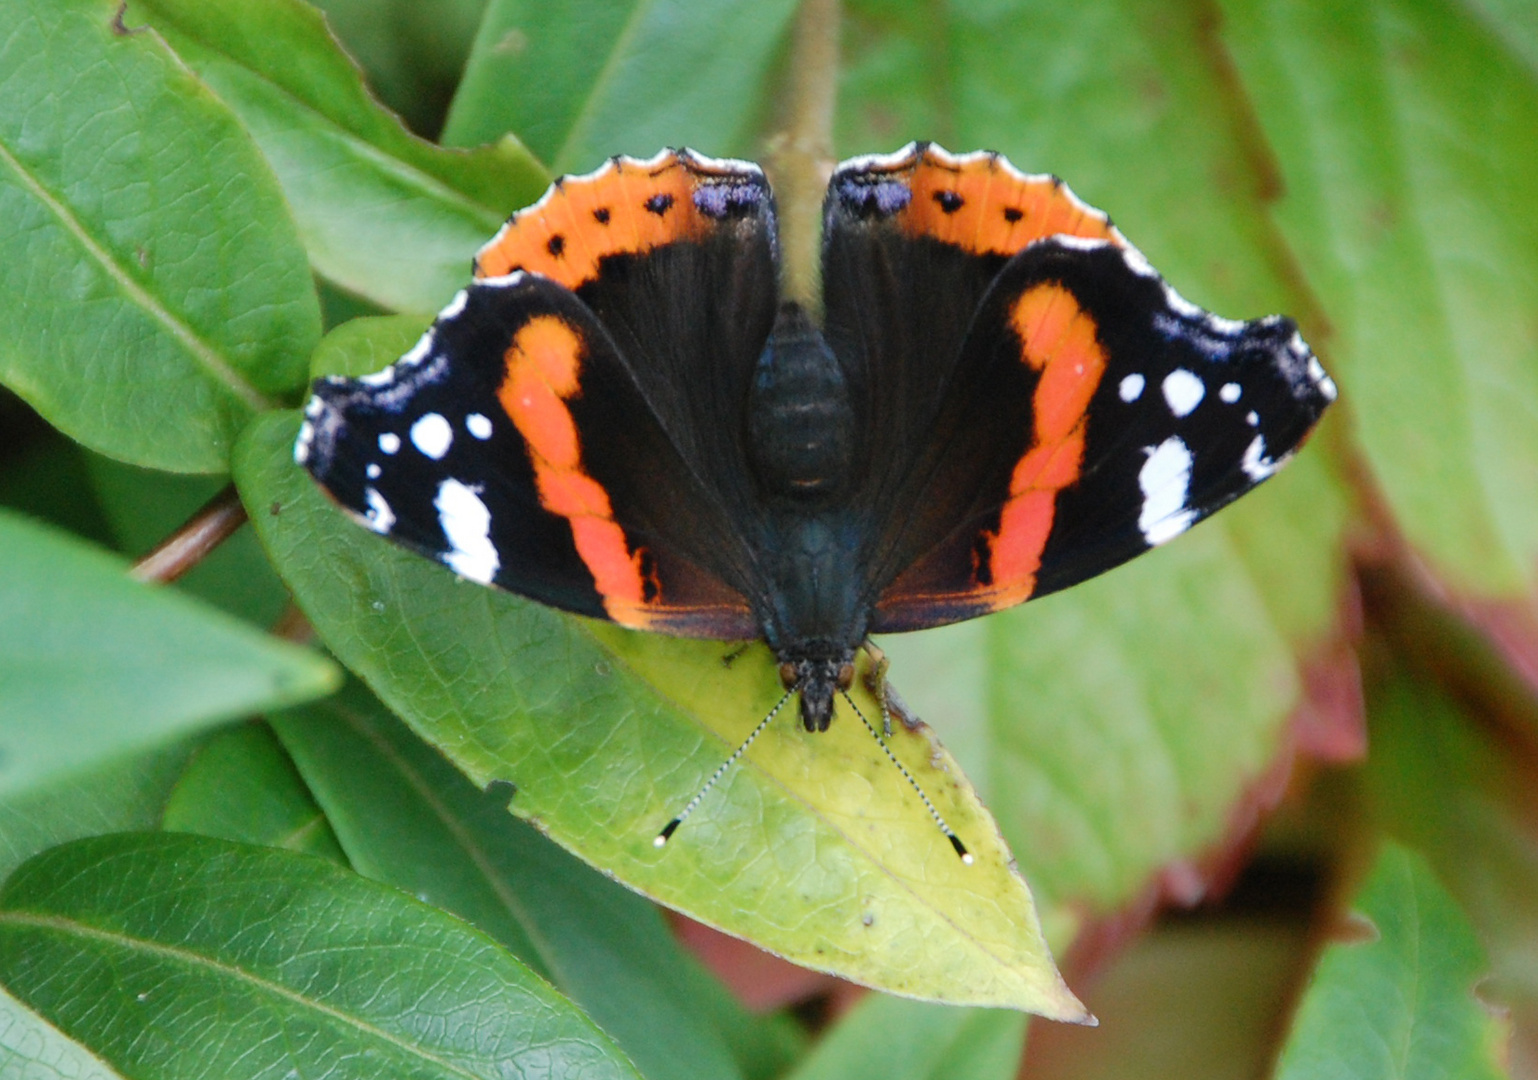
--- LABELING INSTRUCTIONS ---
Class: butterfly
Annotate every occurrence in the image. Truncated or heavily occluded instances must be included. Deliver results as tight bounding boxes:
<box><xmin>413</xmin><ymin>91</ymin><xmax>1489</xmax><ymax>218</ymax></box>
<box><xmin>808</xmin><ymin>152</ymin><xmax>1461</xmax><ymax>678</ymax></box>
<box><xmin>296</xmin><ymin>142</ymin><xmax>1335</xmax><ymax>845</ymax></box>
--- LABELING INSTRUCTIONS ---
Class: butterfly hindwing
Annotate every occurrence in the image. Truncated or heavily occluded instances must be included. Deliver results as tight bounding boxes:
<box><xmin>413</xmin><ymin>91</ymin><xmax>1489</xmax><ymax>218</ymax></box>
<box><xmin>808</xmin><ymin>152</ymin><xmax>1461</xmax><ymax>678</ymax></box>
<box><xmin>870</xmin><ymin>237</ymin><xmax>1336</xmax><ymax>631</ymax></box>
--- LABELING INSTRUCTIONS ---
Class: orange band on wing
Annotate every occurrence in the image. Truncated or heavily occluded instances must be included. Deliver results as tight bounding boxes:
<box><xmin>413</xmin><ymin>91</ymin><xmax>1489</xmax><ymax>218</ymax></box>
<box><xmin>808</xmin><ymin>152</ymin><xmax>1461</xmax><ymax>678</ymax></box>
<box><xmin>979</xmin><ymin>283</ymin><xmax>1108</xmax><ymax>600</ymax></box>
<box><xmin>475</xmin><ymin>152</ymin><xmax>723</xmax><ymax>289</ymax></box>
<box><xmin>497</xmin><ymin>315</ymin><xmax>653</xmax><ymax>614</ymax></box>
<box><xmin>869</xmin><ymin>145</ymin><xmax>1119</xmax><ymax>256</ymax></box>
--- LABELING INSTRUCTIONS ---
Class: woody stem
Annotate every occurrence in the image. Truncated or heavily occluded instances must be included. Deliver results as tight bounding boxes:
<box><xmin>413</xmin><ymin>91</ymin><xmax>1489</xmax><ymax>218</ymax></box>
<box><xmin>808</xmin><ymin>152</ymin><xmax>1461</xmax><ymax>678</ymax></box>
<box><xmin>130</xmin><ymin>483</ymin><xmax>248</xmax><ymax>584</ymax></box>
<box><xmin>769</xmin><ymin>0</ymin><xmax>840</xmax><ymax>315</ymax></box>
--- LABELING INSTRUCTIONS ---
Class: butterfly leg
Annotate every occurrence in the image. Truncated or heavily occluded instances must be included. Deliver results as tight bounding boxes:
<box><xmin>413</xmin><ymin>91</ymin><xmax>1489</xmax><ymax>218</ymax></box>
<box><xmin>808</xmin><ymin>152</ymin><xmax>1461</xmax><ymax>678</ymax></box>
<box><xmin>860</xmin><ymin>641</ymin><xmax>923</xmax><ymax>736</ymax></box>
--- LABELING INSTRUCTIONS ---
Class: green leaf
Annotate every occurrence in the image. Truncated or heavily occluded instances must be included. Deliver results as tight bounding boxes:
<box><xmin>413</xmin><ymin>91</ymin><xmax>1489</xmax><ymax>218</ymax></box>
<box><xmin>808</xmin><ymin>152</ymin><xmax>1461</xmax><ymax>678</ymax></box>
<box><xmin>0</xmin><ymin>832</ymin><xmax>643</xmax><ymax>1080</ymax></box>
<box><xmin>162</xmin><ymin>721</ymin><xmax>347</xmax><ymax>861</ymax></box>
<box><xmin>1275</xmin><ymin>842</ymin><xmax>1507</xmax><ymax>1080</ymax></box>
<box><xmin>310</xmin><ymin>314</ymin><xmax>429</xmax><ymax>380</ymax></box>
<box><xmin>1220</xmin><ymin>0</ymin><xmax>1538</xmax><ymax>599</ymax></box>
<box><xmin>132</xmin><ymin>0</ymin><xmax>549</xmax><ymax>315</ymax></box>
<box><xmin>0</xmin><ymin>0</ymin><xmax>320</xmax><ymax>473</ymax></box>
<box><xmin>783</xmin><ymin>993</ymin><xmax>1026</xmax><ymax>1080</ymax></box>
<box><xmin>0</xmin><ymin>399</ymin><xmax>117</xmax><ymax>545</ymax></box>
<box><xmin>85</xmin><ymin>455</ymin><xmax>290</xmax><ymax>626</ymax></box>
<box><xmin>879</xmin><ymin>522</ymin><xmax>1308</xmax><ymax>919</ymax></box>
<box><xmin>271</xmin><ymin>679</ymin><xmax>802</xmax><ymax>1080</ymax></box>
<box><xmin>0</xmin><ymin>742</ymin><xmax>193</xmax><ymax>882</ymax></box>
<box><xmin>308</xmin><ymin>0</ymin><xmax>489</xmax><ymax>139</ymax></box>
<box><xmin>442</xmin><ymin>0</ymin><xmax>801</xmax><ymax>170</ymax></box>
<box><xmin>842</xmin><ymin>0</ymin><xmax>1351</xmax><ymax>921</ymax></box>
<box><xmin>1365</xmin><ymin>657</ymin><xmax>1538</xmax><ymax>1028</ymax></box>
<box><xmin>236</xmin><ymin>407</ymin><xmax>1084</xmax><ymax>1019</ymax></box>
<box><xmin>0</xmin><ymin>984</ymin><xmax>123</xmax><ymax>1080</ymax></box>
<box><xmin>0</xmin><ymin>508</ymin><xmax>339</xmax><ymax>797</ymax></box>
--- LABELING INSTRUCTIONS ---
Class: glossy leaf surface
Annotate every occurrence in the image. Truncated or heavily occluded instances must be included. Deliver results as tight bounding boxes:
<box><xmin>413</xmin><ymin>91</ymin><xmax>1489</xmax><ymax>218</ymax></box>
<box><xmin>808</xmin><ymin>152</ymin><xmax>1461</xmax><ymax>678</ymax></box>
<box><xmin>1275</xmin><ymin>842</ymin><xmax>1506</xmax><ymax>1080</ymax></box>
<box><xmin>162</xmin><ymin>721</ymin><xmax>347</xmax><ymax>862</ymax></box>
<box><xmin>272</xmin><ymin>679</ymin><xmax>803</xmax><ymax>1080</ymax></box>
<box><xmin>0</xmin><ymin>509</ymin><xmax>337</xmax><ymax>797</ymax></box>
<box><xmin>1223</xmin><ymin>0</ymin><xmax>1538</xmax><ymax>599</ymax></box>
<box><xmin>0</xmin><ymin>832</ymin><xmax>642</xmax><ymax>1080</ymax></box>
<box><xmin>0</xmin><ymin>0</ymin><xmax>319</xmax><ymax>472</ymax></box>
<box><xmin>132</xmin><ymin>0</ymin><xmax>548</xmax><ymax>315</ymax></box>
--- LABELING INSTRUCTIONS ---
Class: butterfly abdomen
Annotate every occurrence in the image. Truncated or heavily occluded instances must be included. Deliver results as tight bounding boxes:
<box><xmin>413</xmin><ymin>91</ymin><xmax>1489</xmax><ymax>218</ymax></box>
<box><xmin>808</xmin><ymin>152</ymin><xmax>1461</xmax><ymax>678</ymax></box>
<box><xmin>746</xmin><ymin>302</ymin><xmax>856</xmax><ymax>503</ymax></box>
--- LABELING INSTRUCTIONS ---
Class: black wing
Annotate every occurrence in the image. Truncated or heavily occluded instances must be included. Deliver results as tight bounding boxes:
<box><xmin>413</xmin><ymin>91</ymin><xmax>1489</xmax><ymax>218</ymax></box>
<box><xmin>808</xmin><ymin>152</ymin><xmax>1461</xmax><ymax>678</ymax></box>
<box><xmin>298</xmin><ymin>151</ymin><xmax>782</xmax><ymax>637</ymax></box>
<box><xmin>813</xmin><ymin>143</ymin><xmax>1333</xmax><ymax>631</ymax></box>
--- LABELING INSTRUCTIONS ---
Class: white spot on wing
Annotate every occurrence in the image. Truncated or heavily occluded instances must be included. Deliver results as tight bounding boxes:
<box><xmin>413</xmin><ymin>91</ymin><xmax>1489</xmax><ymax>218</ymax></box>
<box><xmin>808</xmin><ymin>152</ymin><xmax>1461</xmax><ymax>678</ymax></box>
<box><xmin>1049</xmin><ymin>234</ymin><xmax>1112</xmax><ymax>254</ymax></box>
<box><xmin>411</xmin><ymin>413</ymin><xmax>453</xmax><ymax>459</ymax></box>
<box><xmin>399</xmin><ymin>333</ymin><xmax>434</xmax><ymax>369</ymax></box>
<box><xmin>1307</xmin><ymin>356</ymin><xmax>1338</xmax><ymax>400</ymax></box>
<box><xmin>466</xmin><ymin>413</ymin><xmax>493</xmax><ymax>440</ymax></box>
<box><xmin>294</xmin><ymin>422</ymin><xmax>313</xmax><ymax>464</ymax></box>
<box><xmin>1205</xmin><ymin>312</ymin><xmax>1246</xmax><ymax>335</ymax></box>
<box><xmin>378</xmin><ymin>432</ymin><xmax>401</xmax><ymax>455</ymax></box>
<box><xmin>1162</xmin><ymin>286</ymin><xmax>1204</xmax><ymax>320</ymax></box>
<box><xmin>480</xmin><ymin>270</ymin><xmax>528</xmax><ymax>290</ymax></box>
<box><xmin>1139</xmin><ymin>437</ymin><xmax>1195</xmax><ymax>546</ymax></box>
<box><xmin>363</xmin><ymin>487</ymin><xmax>395</xmax><ymax>534</ymax></box>
<box><xmin>1241</xmin><ymin>435</ymin><xmax>1282</xmax><ymax>481</ymax></box>
<box><xmin>1162</xmin><ymin>368</ymin><xmax>1205</xmax><ymax>417</ymax></box>
<box><xmin>1247</xmin><ymin>411</ymin><xmax>1260</xmax><ymax>427</ymax></box>
<box><xmin>1121</xmin><ymin>245</ymin><xmax>1159</xmax><ymax>280</ymax></box>
<box><xmin>1119</xmin><ymin>374</ymin><xmax>1145</xmax><ymax>402</ymax></box>
<box><xmin>833</xmin><ymin>143</ymin><xmax>921</xmax><ymax>175</ymax></box>
<box><xmin>435</xmin><ymin>479</ymin><xmax>499</xmax><ymax>584</ymax></box>
<box><xmin>679</xmin><ymin>149</ymin><xmax>762</xmax><ymax>175</ymax></box>
<box><xmin>366</xmin><ymin>463</ymin><xmax>381</xmax><ymax>479</ymax></box>
<box><xmin>439</xmin><ymin>290</ymin><xmax>469</xmax><ymax>321</ymax></box>
<box><xmin>1220</xmin><ymin>382</ymin><xmax>1242</xmax><ymax>403</ymax></box>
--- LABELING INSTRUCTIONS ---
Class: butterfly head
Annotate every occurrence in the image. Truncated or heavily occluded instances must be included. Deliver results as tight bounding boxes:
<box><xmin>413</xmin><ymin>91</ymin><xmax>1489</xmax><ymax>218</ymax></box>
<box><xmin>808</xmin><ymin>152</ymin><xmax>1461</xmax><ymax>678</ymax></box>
<box><xmin>778</xmin><ymin>651</ymin><xmax>856</xmax><ymax>732</ymax></box>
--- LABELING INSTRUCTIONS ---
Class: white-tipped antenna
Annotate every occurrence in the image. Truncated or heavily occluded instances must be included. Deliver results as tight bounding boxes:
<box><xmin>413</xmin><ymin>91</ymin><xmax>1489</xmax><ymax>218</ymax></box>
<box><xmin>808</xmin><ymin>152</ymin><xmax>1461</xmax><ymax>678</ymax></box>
<box><xmin>841</xmin><ymin>690</ymin><xmax>973</xmax><ymax>863</ymax></box>
<box><xmin>656</xmin><ymin>690</ymin><xmax>794</xmax><ymax>847</ymax></box>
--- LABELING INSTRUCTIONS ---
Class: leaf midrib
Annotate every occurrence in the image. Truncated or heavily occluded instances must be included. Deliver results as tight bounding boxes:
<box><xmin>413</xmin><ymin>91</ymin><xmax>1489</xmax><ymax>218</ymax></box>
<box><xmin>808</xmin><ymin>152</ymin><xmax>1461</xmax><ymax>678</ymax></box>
<box><xmin>166</xmin><ymin>30</ymin><xmax>509</xmax><ymax>234</ymax></box>
<box><xmin>0</xmin><ymin>909</ymin><xmax>489</xmax><ymax>1079</ymax></box>
<box><xmin>381</xmin><ymin>569</ymin><xmax>1040</xmax><ymax>992</ymax></box>
<box><xmin>0</xmin><ymin>138</ymin><xmax>274</xmax><ymax>413</ymax></box>
<box><xmin>327</xmin><ymin>699</ymin><xmax>563</xmax><ymax>979</ymax></box>
<box><xmin>588</xmin><ymin>628</ymin><xmax>1041</xmax><ymax>992</ymax></box>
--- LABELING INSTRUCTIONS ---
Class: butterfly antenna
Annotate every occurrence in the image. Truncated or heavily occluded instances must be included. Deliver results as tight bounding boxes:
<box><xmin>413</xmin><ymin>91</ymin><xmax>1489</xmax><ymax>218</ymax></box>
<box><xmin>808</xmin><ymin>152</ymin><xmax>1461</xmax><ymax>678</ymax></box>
<box><xmin>656</xmin><ymin>690</ymin><xmax>794</xmax><ymax>847</ymax></box>
<box><xmin>840</xmin><ymin>690</ymin><xmax>973</xmax><ymax>864</ymax></box>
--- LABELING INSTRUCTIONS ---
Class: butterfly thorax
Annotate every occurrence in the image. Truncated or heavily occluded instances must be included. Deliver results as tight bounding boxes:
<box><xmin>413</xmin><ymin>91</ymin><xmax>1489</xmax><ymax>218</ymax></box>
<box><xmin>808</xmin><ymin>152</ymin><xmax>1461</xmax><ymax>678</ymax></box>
<box><xmin>746</xmin><ymin>302</ymin><xmax>868</xmax><ymax>731</ymax></box>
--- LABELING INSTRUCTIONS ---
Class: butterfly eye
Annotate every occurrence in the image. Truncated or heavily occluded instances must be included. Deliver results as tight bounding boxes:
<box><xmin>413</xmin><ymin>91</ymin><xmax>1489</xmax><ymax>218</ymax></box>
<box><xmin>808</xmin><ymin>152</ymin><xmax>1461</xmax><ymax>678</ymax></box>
<box><xmin>836</xmin><ymin>663</ymin><xmax>855</xmax><ymax>690</ymax></box>
<box><xmin>778</xmin><ymin>661</ymin><xmax>799</xmax><ymax>688</ymax></box>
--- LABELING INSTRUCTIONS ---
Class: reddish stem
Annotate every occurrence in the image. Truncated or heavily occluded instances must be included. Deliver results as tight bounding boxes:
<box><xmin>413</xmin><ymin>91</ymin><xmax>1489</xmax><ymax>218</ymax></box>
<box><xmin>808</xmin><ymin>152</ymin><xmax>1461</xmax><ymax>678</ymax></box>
<box><xmin>129</xmin><ymin>483</ymin><xmax>248</xmax><ymax>584</ymax></box>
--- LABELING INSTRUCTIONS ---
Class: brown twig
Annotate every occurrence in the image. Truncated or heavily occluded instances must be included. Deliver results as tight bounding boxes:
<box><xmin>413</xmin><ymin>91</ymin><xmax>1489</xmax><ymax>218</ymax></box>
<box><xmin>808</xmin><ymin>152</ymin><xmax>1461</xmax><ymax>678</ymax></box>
<box><xmin>129</xmin><ymin>483</ymin><xmax>248</xmax><ymax>584</ymax></box>
<box><xmin>765</xmin><ymin>0</ymin><xmax>841</xmax><ymax>314</ymax></box>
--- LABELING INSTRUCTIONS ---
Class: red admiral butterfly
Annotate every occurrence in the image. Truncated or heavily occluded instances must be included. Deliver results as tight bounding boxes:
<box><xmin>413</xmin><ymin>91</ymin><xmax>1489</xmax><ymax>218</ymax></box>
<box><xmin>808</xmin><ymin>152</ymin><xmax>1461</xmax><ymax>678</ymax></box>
<box><xmin>296</xmin><ymin>143</ymin><xmax>1335</xmax><ymax>846</ymax></box>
